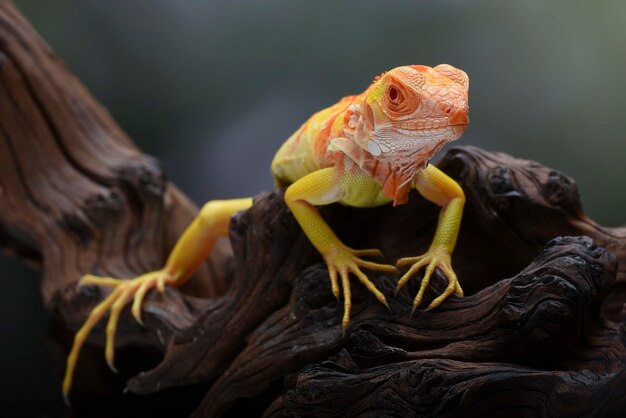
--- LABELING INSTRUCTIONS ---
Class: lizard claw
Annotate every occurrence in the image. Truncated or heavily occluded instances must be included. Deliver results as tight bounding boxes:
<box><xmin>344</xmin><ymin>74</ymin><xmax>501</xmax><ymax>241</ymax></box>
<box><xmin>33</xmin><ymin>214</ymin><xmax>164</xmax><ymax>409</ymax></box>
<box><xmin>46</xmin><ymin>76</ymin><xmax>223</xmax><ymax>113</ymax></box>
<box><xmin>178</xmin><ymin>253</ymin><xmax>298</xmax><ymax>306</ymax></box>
<box><xmin>396</xmin><ymin>247</ymin><xmax>462</xmax><ymax>315</ymax></box>
<box><xmin>323</xmin><ymin>245</ymin><xmax>396</xmax><ymax>333</ymax></box>
<box><xmin>62</xmin><ymin>270</ymin><xmax>174</xmax><ymax>403</ymax></box>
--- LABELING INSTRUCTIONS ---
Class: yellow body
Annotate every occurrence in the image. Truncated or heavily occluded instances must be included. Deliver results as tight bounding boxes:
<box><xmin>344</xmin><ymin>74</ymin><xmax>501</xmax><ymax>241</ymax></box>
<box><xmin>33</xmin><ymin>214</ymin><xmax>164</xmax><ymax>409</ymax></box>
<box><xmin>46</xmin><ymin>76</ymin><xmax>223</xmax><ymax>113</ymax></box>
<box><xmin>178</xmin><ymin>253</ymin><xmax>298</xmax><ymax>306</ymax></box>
<box><xmin>63</xmin><ymin>64</ymin><xmax>470</xmax><ymax>401</ymax></box>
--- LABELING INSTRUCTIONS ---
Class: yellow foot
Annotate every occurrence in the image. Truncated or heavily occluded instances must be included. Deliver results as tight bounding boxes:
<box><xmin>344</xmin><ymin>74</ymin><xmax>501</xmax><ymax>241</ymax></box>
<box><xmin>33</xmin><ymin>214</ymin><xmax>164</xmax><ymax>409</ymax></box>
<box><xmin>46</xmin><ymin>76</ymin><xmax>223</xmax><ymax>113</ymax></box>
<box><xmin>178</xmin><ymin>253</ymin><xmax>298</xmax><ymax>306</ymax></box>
<box><xmin>322</xmin><ymin>246</ymin><xmax>397</xmax><ymax>333</ymax></box>
<box><xmin>62</xmin><ymin>270</ymin><xmax>174</xmax><ymax>403</ymax></box>
<box><xmin>395</xmin><ymin>247</ymin><xmax>463</xmax><ymax>315</ymax></box>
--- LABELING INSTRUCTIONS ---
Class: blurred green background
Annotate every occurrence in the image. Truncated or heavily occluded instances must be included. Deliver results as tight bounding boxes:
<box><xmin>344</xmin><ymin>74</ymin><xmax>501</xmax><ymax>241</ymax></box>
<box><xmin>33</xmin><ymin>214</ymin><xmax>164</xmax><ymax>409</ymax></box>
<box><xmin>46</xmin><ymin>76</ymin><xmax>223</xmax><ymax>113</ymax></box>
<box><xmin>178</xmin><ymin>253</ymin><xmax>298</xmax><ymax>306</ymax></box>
<box><xmin>1</xmin><ymin>0</ymin><xmax>625</xmax><ymax>410</ymax></box>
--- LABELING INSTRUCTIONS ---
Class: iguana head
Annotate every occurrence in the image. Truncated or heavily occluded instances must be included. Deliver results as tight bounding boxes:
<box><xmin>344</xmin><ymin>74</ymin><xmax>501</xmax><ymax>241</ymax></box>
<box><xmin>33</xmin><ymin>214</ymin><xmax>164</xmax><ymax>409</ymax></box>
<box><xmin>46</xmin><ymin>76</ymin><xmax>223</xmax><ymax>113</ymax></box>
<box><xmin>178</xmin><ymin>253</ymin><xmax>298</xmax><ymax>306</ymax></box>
<box><xmin>333</xmin><ymin>64</ymin><xmax>469</xmax><ymax>205</ymax></box>
<box><xmin>357</xmin><ymin>64</ymin><xmax>469</xmax><ymax>159</ymax></box>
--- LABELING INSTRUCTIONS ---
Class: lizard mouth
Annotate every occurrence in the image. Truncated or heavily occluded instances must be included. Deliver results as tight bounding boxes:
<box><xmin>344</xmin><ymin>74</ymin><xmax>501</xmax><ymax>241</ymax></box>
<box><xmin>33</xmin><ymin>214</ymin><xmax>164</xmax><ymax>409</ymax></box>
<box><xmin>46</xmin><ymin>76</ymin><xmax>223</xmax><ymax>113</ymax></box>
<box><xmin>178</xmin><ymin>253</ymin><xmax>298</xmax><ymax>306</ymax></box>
<box><xmin>394</xmin><ymin>124</ymin><xmax>466</xmax><ymax>138</ymax></box>
<box><xmin>452</xmin><ymin>122</ymin><xmax>468</xmax><ymax>136</ymax></box>
<box><xmin>449</xmin><ymin>107</ymin><xmax>469</xmax><ymax>135</ymax></box>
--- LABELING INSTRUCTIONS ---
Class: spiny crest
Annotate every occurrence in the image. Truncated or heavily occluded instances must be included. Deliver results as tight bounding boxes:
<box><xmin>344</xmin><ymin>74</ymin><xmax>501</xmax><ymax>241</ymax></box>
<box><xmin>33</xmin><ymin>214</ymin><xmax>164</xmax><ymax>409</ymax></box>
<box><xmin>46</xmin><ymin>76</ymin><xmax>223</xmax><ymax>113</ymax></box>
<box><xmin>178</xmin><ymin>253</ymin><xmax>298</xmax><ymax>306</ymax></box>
<box><xmin>369</xmin><ymin>71</ymin><xmax>387</xmax><ymax>88</ymax></box>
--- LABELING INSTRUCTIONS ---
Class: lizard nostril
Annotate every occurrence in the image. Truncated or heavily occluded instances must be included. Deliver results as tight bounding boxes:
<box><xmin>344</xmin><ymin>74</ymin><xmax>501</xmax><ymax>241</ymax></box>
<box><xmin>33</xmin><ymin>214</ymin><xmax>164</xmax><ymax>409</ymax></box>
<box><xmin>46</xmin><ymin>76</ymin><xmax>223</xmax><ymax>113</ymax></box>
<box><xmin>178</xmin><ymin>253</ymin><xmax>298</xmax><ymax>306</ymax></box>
<box><xmin>443</xmin><ymin>105</ymin><xmax>453</xmax><ymax>115</ymax></box>
<box><xmin>449</xmin><ymin>108</ymin><xmax>469</xmax><ymax>126</ymax></box>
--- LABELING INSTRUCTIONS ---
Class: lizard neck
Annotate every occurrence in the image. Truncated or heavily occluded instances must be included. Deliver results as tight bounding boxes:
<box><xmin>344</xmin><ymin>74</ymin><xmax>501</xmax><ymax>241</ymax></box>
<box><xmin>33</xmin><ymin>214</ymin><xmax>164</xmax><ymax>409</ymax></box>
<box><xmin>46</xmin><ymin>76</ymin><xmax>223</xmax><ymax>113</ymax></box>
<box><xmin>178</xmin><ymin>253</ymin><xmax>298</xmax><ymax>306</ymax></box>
<box><xmin>327</xmin><ymin>98</ymin><xmax>450</xmax><ymax>205</ymax></box>
<box><xmin>329</xmin><ymin>137</ymin><xmax>428</xmax><ymax>206</ymax></box>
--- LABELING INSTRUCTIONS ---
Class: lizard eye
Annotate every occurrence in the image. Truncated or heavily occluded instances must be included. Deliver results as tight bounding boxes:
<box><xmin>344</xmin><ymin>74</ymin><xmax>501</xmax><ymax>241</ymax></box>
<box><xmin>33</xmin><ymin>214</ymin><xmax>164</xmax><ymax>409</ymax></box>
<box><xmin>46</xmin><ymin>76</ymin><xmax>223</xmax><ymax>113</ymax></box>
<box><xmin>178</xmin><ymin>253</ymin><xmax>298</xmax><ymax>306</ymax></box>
<box><xmin>387</xmin><ymin>86</ymin><xmax>402</xmax><ymax>105</ymax></box>
<box><xmin>384</xmin><ymin>82</ymin><xmax>419</xmax><ymax>116</ymax></box>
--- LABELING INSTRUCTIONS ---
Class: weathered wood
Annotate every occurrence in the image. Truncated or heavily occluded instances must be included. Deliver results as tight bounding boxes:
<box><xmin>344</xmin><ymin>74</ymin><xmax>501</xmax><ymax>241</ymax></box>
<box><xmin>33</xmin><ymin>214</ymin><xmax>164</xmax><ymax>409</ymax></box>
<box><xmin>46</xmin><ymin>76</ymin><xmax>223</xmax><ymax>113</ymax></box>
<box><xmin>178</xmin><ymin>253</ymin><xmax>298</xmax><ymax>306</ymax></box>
<box><xmin>1</xmin><ymin>2</ymin><xmax>625</xmax><ymax>416</ymax></box>
<box><xmin>0</xmin><ymin>0</ymin><xmax>230</xmax><ymax>391</ymax></box>
<box><xmin>160</xmin><ymin>147</ymin><xmax>624</xmax><ymax>417</ymax></box>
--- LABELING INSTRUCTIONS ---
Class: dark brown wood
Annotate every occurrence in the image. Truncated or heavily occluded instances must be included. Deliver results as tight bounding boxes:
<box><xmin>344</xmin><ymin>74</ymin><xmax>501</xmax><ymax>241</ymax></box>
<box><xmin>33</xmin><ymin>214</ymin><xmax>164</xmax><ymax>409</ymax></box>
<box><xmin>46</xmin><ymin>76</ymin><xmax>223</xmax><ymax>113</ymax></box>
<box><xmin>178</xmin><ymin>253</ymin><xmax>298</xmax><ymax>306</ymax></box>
<box><xmin>0</xmin><ymin>0</ymin><xmax>230</xmax><ymax>373</ymax></box>
<box><xmin>1</xmin><ymin>2</ymin><xmax>625</xmax><ymax>417</ymax></box>
<box><xmin>153</xmin><ymin>147</ymin><xmax>624</xmax><ymax>418</ymax></box>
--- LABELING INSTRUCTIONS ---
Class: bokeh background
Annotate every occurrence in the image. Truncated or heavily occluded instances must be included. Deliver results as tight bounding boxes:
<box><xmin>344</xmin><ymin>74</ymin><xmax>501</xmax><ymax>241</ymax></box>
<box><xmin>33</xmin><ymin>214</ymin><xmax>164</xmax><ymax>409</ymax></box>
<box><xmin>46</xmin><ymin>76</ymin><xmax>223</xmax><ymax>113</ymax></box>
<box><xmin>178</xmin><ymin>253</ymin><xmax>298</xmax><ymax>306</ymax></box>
<box><xmin>2</xmin><ymin>0</ymin><xmax>625</xmax><ymax>412</ymax></box>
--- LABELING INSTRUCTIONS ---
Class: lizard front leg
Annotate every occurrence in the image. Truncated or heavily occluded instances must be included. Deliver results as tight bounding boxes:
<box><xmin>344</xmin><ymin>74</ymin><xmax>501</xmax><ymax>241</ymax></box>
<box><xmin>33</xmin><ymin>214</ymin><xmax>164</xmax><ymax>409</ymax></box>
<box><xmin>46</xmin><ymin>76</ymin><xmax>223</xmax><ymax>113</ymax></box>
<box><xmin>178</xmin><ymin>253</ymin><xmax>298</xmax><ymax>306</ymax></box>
<box><xmin>63</xmin><ymin>197</ymin><xmax>252</xmax><ymax>402</ymax></box>
<box><xmin>284</xmin><ymin>167</ymin><xmax>396</xmax><ymax>332</ymax></box>
<box><xmin>396</xmin><ymin>164</ymin><xmax>465</xmax><ymax>313</ymax></box>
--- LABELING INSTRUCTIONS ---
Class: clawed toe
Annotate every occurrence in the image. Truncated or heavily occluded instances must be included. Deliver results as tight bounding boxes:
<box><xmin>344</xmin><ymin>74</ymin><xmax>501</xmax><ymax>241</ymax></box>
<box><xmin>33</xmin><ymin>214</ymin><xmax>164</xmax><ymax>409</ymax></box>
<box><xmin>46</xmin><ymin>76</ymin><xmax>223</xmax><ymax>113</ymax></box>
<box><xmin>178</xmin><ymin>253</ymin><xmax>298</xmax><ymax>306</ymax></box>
<box><xmin>63</xmin><ymin>270</ymin><xmax>173</xmax><ymax>403</ymax></box>
<box><xmin>79</xmin><ymin>274</ymin><xmax>123</xmax><ymax>287</ymax></box>
<box><xmin>323</xmin><ymin>246</ymin><xmax>393</xmax><ymax>333</ymax></box>
<box><xmin>395</xmin><ymin>248</ymin><xmax>462</xmax><ymax>315</ymax></box>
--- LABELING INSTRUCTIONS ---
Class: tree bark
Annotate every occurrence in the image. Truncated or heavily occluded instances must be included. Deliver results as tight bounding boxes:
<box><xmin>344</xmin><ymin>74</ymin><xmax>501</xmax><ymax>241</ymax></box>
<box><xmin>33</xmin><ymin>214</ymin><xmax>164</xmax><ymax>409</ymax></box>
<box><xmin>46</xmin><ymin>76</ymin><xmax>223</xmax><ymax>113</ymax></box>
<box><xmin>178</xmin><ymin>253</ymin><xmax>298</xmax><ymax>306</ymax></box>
<box><xmin>1</xmin><ymin>2</ymin><xmax>625</xmax><ymax>417</ymax></box>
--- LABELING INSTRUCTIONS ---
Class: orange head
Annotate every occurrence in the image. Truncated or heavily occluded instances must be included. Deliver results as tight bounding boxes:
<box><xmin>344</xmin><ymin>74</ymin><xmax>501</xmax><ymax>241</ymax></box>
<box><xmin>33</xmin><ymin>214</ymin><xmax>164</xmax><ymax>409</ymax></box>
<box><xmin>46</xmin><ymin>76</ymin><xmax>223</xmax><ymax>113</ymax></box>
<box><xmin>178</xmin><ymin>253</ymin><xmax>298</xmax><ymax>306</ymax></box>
<box><xmin>350</xmin><ymin>64</ymin><xmax>469</xmax><ymax>162</ymax></box>
<box><xmin>330</xmin><ymin>64</ymin><xmax>469</xmax><ymax>204</ymax></box>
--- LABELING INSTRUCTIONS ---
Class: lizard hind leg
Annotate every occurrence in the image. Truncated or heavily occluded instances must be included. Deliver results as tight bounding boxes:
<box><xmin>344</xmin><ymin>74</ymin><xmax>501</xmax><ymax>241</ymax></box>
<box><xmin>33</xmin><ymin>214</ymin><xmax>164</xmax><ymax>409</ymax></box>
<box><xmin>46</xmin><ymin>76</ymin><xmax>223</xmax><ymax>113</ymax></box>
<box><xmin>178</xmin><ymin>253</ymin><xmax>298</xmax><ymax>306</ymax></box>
<box><xmin>62</xmin><ymin>197</ymin><xmax>253</xmax><ymax>403</ymax></box>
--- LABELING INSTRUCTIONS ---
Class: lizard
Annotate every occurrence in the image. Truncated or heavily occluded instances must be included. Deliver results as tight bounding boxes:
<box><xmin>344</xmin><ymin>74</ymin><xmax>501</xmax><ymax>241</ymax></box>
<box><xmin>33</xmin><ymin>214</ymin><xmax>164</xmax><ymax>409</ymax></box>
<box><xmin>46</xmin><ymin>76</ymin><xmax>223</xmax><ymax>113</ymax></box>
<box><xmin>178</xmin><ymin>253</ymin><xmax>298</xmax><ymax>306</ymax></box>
<box><xmin>62</xmin><ymin>63</ymin><xmax>469</xmax><ymax>401</ymax></box>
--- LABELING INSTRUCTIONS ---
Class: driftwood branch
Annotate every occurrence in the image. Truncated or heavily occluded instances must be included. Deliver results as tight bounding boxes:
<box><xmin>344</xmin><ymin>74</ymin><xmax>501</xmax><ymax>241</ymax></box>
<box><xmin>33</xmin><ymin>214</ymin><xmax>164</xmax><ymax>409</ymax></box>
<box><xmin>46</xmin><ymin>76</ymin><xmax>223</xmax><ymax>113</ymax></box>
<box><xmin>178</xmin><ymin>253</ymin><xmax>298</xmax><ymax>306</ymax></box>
<box><xmin>0</xmin><ymin>0</ymin><xmax>231</xmax><ymax>391</ymax></box>
<box><xmin>1</xmin><ymin>3</ymin><xmax>625</xmax><ymax>417</ymax></box>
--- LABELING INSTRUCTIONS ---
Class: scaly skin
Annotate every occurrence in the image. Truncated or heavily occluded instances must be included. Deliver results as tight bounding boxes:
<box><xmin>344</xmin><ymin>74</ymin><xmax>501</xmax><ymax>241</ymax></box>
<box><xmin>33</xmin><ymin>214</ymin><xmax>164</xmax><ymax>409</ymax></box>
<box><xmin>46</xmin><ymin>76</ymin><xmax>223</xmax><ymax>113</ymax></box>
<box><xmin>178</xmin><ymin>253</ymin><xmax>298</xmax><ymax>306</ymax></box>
<box><xmin>63</xmin><ymin>64</ymin><xmax>469</xmax><ymax>401</ymax></box>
